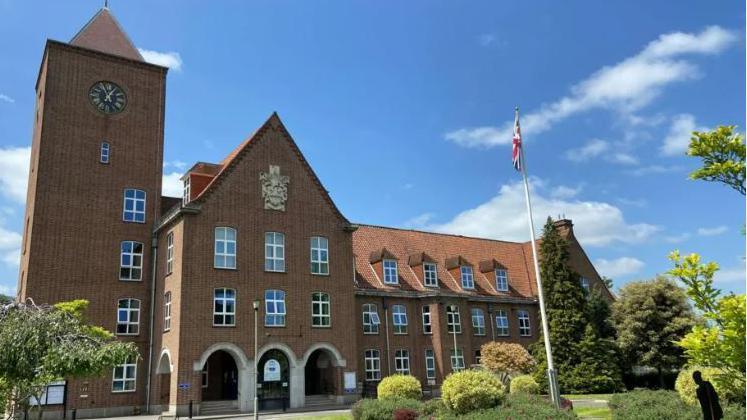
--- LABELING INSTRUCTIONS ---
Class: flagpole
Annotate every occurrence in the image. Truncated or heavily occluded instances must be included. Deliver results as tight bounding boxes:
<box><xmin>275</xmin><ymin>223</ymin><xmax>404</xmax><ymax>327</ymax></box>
<box><xmin>515</xmin><ymin>107</ymin><xmax>561</xmax><ymax>408</ymax></box>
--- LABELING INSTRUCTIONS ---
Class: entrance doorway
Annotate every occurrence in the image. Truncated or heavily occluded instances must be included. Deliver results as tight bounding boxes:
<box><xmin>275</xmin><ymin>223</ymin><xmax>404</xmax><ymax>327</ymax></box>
<box><xmin>202</xmin><ymin>350</ymin><xmax>238</xmax><ymax>401</ymax></box>
<box><xmin>258</xmin><ymin>349</ymin><xmax>290</xmax><ymax>410</ymax></box>
<box><xmin>305</xmin><ymin>349</ymin><xmax>335</xmax><ymax>396</ymax></box>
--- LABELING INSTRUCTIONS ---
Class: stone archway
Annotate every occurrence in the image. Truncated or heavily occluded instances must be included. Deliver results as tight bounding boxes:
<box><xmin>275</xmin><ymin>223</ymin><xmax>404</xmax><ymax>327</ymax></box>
<box><xmin>193</xmin><ymin>343</ymin><xmax>250</xmax><ymax>412</ymax></box>
<box><xmin>301</xmin><ymin>343</ymin><xmax>347</xmax><ymax>404</ymax></box>
<box><xmin>255</xmin><ymin>343</ymin><xmax>303</xmax><ymax>409</ymax></box>
<box><xmin>156</xmin><ymin>349</ymin><xmax>173</xmax><ymax>413</ymax></box>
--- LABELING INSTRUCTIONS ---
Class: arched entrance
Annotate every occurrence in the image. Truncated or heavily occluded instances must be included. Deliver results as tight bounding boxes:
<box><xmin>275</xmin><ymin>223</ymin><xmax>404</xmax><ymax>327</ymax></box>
<box><xmin>257</xmin><ymin>349</ymin><xmax>290</xmax><ymax>410</ymax></box>
<box><xmin>305</xmin><ymin>349</ymin><xmax>335</xmax><ymax>396</ymax></box>
<box><xmin>156</xmin><ymin>350</ymin><xmax>172</xmax><ymax>412</ymax></box>
<box><xmin>202</xmin><ymin>350</ymin><xmax>238</xmax><ymax>401</ymax></box>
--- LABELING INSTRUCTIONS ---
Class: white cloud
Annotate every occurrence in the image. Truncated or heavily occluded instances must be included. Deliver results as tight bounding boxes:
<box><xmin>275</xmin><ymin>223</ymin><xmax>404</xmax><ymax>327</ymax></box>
<box><xmin>617</xmin><ymin>197</ymin><xmax>647</xmax><ymax>208</ymax></box>
<box><xmin>550</xmin><ymin>185</ymin><xmax>582</xmax><ymax>199</ymax></box>
<box><xmin>0</xmin><ymin>224</ymin><xmax>21</xmax><ymax>267</ymax></box>
<box><xmin>697</xmin><ymin>225</ymin><xmax>729</xmax><ymax>236</ymax></box>
<box><xmin>445</xmin><ymin>26</ymin><xmax>736</xmax><ymax>148</ymax></box>
<box><xmin>164</xmin><ymin>160</ymin><xmax>187</xmax><ymax>170</ymax></box>
<box><xmin>422</xmin><ymin>178</ymin><xmax>660</xmax><ymax>246</ymax></box>
<box><xmin>714</xmin><ymin>265</ymin><xmax>745</xmax><ymax>284</ymax></box>
<box><xmin>660</xmin><ymin>114</ymin><xmax>708</xmax><ymax>156</ymax></box>
<box><xmin>594</xmin><ymin>257</ymin><xmax>645</xmax><ymax>278</ymax></box>
<box><xmin>0</xmin><ymin>146</ymin><xmax>30</xmax><ymax>204</ymax></box>
<box><xmin>609</xmin><ymin>152</ymin><xmax>639</xmax><ymax>165</ymax></box>
<box><xmin>162</xmin><ymin>172</ymin><xmax>183</xmax><ymax>197</ymax></box>
<box><xmin>402</xmin><ymin>212</ymin><xmax>435</xmax><ymax>229</ymax></box>
<box><xmin>138</xmin><ymin>48</ymin><xmax>183</xmax><ymax>71</ymax></box>
<box><xmin>664</xmin><ymin>232</ymin><xmax>691</xmax><ymax>243</ymax></box>
<box><xmin>0</xmin><ymin>284</ymin><xmax>16</xmax><ymax>297</ymax></box>
<box><xmin>625</xmin><ymin>164</ymin><xmax>683</xmax><ymax>176</ymax></box>
<box><xmin>565</xmin><ymin>139</ymin><xmax>639</xmax><ymax>165</ymax></box>
<box><xmin>0</xmin><ymin>94</ymin><xmax>14</xmax><ymax>103</ymax></box>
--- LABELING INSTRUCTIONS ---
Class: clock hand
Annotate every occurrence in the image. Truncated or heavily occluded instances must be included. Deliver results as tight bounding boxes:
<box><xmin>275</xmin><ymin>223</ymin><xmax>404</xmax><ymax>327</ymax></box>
<box><xmin>105</xmin><ymin>88</ymin><xmax>114</xmax><ymax>101</ymax></box>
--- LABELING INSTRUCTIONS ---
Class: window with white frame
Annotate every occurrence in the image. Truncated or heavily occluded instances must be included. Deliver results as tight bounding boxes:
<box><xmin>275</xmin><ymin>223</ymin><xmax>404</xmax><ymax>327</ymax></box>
<box><xmin>496</xmin><ymin>310</ymin><xmax>509</xmax><ymax>336</ymax></box>
<box><xmin>265</xmin><ymin>289</ymin><xmax>286</xmax><ymax>326</ymax></box>
<box><xmin>518</xmin><ymin>310</ymin><xmax>531</xmax><ymax>336</ymax></box>
<box><xmin>364</xmin><ymin>350</ymin><xmax>381</xmax><ymax>381</ymax></box>
<box><xmin>450</xmin><ymin>349</ymin><xmax>465</xmax><ymax>371</ymax></box>
<box><xmin>421</xmin><ymin>305</ymin><xmax>432</xmax><ymax>334</ymax></box>
<box><xmin>120</xmin><ymin>241</ymin><xmax>143</xmax><ymax>281</ymax></box>
<box><xmin>447</xmin><ymin>306</ymin><xmax>461</xmax><ymax>334</ymax></box>
<box><xmin>394</xmin><ymin>349</ymin><xmax>410</xmax><ymax>374</ymax></box>
<box><xmin>112</xmin><ymin>357</ymin><xmax>136</xmax><ymax>392</ymax></box>
<box><xmin>201</xmin><ymin>365</ymin><xmax>208</xmax><ymax>388</ymax></box>
<box><xmin>580</xmin><ymin>277</ymin><xmax>590</xmax><ymax>293</ymax></box>
<box><xmin>460</xmin><ymin>265</ymin><xmax>474</xmax><ymax>289</ymax></box>
<box><xmin>424</xmin><ymin>349</ymin><xmax>436</xmax><ymax>379</ymax></box>
<box><xmin>471</xmin><ymin>308</ymin><xmax>486</xmax><ymax>336</ymax></box>
<box><xmin>166</xmin><ymin>232</ymin><xmax>174</xmax><ymax>274</ymax></box>
<box><xmin>383</xmin><ymin>259</ymin><xmax>398</xmax><ymax>284</ymax></box>
<box><xmin>183</xmin><ymin>177</ymin><xmax>190</xmax><ymax>206</ymax></box>
<box><xmin>311</xmin><ymin>292</ymin><xmax>330</xmax><ymax>327</ymax></box>
<box><xmin>362</xmin><ymin>303</ymin><xmax>381</xmax><ymax>334</ymax></box>
<box><xmin>310</xmin><ymin>236</ymin><xmax>329</xmax><ymax>275</ymax></box>
<box><xmin>392</xmin><ymin>304</ymin><xmax>408</xmax><ymax>334</ymax></box>
<box><xmin>213</xmin><ymin>288</ymin><xmax>236</xmax><ymax>326</ymax></box>
<box><xmin>123</xmin><ymin>189</ymin><xmax>146</xmax><ymax>223</ymax></box>
<box><xmin>495</xmin><ymin>269</ymin><xmax>508</xmax><ymax>292</ymax></box>
<box><xmin>163</xmin><ymin>292</ymin><xmax>171</xmax><ymax>332</ymax></box>
<box><xmin>100</xmin><ymin>142</ymin><xmax>110</xmax><ymax>164</ymax></box>
<box><xmin>423</xmin><ymin>262</ymin><xmax>438</xmax><ymax>287</ymax></box>
<box><xmin>265</xmin><ymin>232</ymin><xmax>285</xmax><ymax>272</ymax></box>
<box><xmin>214</xmin><ymin>227</ymin><xmax>237</xmax><ymax>269</ymax></box>
<box><xmin>117</xmin><ymin>298</ymin><xmax>140</xmax><ymax>335</ymax></box>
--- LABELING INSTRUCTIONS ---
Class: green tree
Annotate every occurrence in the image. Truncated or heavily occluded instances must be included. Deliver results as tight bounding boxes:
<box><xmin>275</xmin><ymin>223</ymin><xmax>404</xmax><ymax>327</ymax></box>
<box><xmin>611</xmin><ymin>276</ymin><xmax>697</xmax><ymax>388</ymax></box>
<box><xmin>586</xmin><ymin>289</ymin><xmax>616</xmax><ymax>340</ymax></box>
<box><xmin>570</xmin><ymin>324</ymin><xmax>624</xmax><ymax>393</ymax></box>
<box><xmin>0</xmin><ymin>294</ymin><xmax>12</xmax><ymax>305</ymax></box>
<box><xmin>668</xmin><ymin>251</ymin><xmax>746</xmax><ymax>403</ymax></box>
<box><xmin>687</xmin><ymin>125</ymin><xmax>745</xmax><ymax>195</ymax></box>
<box><xmin>0</xmin><ymin>299</ymin><xmax>139</xmax><ymax>419</ymax></box>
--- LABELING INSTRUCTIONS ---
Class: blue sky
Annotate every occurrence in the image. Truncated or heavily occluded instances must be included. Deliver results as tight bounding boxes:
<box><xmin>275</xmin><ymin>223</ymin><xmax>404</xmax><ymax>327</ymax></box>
<box><xmin>0</xmin><ymin>0</ymin><xmax>744</xmax><ymax>296</ymax></box>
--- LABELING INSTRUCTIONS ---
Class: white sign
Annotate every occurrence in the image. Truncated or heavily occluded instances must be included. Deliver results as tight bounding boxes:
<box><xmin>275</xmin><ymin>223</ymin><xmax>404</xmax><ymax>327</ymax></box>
<box><xmin>344</xmin><ymin>372</ymin><xmax>356</xmax><ymax>392</ymax></box>
<box><xmin>264</xmin><ymin>359</ymin><xmax>281</xmax><ymax>382</ymax></box>
<box><xmin>30</xmin><ymin>381</ymin><xmax>65</xmax><ymax>406</ymax></box>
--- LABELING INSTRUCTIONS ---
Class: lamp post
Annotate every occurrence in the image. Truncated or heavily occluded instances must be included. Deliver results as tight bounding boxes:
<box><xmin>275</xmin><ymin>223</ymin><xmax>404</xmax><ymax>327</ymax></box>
<box><xmin>448</xmin><ymin>305</ymin><xmax>459</xmax><ymax>371</ymax></box>
<box><xmin>253</xmin><ymin>299</ymin><xmax>260</xmax><ymax>420</ymax></box>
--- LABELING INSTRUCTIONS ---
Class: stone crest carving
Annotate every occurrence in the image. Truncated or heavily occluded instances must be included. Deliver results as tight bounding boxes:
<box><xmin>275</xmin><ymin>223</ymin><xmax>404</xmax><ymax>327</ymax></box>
<box><xmin>260</xmin><ymin>165</ymin><xmax>290</xmax><ymax>211</ymax></box>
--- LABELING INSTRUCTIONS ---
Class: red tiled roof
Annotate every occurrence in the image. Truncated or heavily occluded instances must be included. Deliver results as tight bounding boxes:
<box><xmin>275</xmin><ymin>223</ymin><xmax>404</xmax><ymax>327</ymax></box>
<box><xmin>70</xmin><ymin>8</ymin><xmax>143</xmax><ymax>61</ymax></box>
<box><xmin>353</xmin><ymin>224</ymin><xmax>537</xmax><ymax>300</ymax></box>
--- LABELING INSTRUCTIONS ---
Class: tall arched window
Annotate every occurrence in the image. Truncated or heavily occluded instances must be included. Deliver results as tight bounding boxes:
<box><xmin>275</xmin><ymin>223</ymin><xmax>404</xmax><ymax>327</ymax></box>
<box><xmin>100</xmin><ymin>142</ymin><xmax>110</xmax><ymax>164</ymax></box>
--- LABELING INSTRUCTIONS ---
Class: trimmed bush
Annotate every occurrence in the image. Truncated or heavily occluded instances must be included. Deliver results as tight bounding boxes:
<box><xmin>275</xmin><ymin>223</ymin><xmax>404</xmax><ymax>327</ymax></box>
<box><xmin>609</xmin><ymin>389</ymin><xmax>745</xmax><ymax>420</ymax></box>
<box><xmin>480</xmin><ymin>341</ymin><xmax>535</xmax><ymax>374</ymax></box>
<box><xmin>675</xmin><ymin>366</ymin><xmax>741</xmax><ymax>405</ymax></box>
<box><xmin>441</xmin><ymin>369</ymin><xmax>505</xmax><ymax>414</ymax></box>
<box><xmin>377</xmin><ymin>374</ymin><xmax>422</xmax><ymax>400</ymax></box>
<box><xmin>510</xmin><ymin>374</ymin><xmax>540</xmax><ymax>395</ymax></box>
<box><xmin>420</xmin><ymin>398</ymin><xmax>447</xmax><ymax>417</ymax></box>
<box><xmin>351</xmin><ymin>397</ymin><xmax>422</xmax><ymax>420</ymax></box>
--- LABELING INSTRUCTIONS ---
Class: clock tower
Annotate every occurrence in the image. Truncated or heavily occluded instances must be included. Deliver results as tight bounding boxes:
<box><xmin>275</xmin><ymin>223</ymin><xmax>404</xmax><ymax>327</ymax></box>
<box><xmin>18</xmin><ymin>7</ymin><xmax>167</xmax><ymax>415</ymax></box>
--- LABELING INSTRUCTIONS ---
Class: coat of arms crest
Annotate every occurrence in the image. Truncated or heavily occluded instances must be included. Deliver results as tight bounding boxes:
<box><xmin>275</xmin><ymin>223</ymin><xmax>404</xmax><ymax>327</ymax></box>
<box><xmin>260</xmin><ymin>165</ymin><xmax>290</xmax><ymax>211</ymax></box>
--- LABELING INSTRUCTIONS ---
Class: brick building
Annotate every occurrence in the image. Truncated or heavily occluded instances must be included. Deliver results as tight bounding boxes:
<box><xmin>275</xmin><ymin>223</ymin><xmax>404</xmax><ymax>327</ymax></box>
<box><xmin>17</xmin><ymin>7</ymin><xmax>612</xmax><ymax>418</ymax></box>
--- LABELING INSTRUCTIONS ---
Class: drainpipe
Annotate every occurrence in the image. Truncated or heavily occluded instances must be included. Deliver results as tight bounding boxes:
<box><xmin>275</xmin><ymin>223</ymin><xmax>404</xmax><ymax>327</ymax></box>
<box><xmin>145</xmin><ymin>233</ymin><xmax>159</xmax><ymax>413</ymax></box>
<box><xmin>383</xmin><ymin>298</ymin><xmax>391</xmax><ymax>376</ymax></box>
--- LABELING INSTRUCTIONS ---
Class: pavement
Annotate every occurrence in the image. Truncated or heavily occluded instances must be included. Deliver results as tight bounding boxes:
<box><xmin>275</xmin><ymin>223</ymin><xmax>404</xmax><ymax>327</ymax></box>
<box><xmin>97</xmin><ymin>407</ymin><xmax>351</xmax><ymax>420</ymax></box>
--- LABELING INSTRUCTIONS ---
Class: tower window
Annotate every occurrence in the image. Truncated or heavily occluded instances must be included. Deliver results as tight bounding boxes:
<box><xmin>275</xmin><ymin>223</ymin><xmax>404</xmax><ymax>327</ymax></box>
<box><xmin>214</xmin><ymin>227</ymin><xmax>237</xmax><ymax>269</ymax></box>
<box><xmin>122</xmin><ymin>189</ymin><xmax>146</xmax><ymax>223</ymax></box>
<box><xmin>265</xmin><ymin>232</ymin><xmax>285</xmax><ymax>272</ymax></box>
<box><xmin>100</xmin><ymin>142</ymin><xmax>110</xmax><ymax>164</ymax></box>
<box><xmin>120</xmin><ymin>241</ymin><xmax>143</xmax><ymax>281</ymax></box>
<box><xmin>265</xmin><ymin>289</ymin><xmax>286</xmax><ymax>326</ymax></box>
<box><xmin>116</xmin><ymin>298</ymin><xmax>140</xmax><ymax>335</ymax></box>
<box><xmin>183</xmin><ymin>177</ymin><xmax>190</xmax><ymax>206</ymax></box>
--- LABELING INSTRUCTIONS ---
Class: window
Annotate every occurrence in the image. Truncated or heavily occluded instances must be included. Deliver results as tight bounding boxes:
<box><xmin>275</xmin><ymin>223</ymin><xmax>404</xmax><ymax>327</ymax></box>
<box><xmin>495</xmin><ymin>310</ymin><xmax>509</xmax><ymax>336</ymax></box>
<box><xmin>123</xmin><ymin>189</ymin><xmax>146</xmax><ymax>223</ymax></box>
<box><xmin>471</xmin><ymin>308</ymin><xmax>486</xmax><ymax>336</ymax></box>
<box><xmin>100</xmin><ymin>142</ymin><xmax>110</xmax><ymax>164</ymax></box>
<box><xmin>364</xmin><ymin>350</ymin><xmax>381</xmax><ymax>381</ymax></box>
<box><xmin>310</xmin><ymin>236</ymin><xmax>329</xmax><ymax>275</ymax></box>
<box><xmin>495</xmin><ymin>269</ymin><xmax>508</xmax><ymax>291</ymax></box>
<box><xmin>166</xmin><ymin>232</ymin><xmax>174</xmax><ymax>274</ymax></box>
<box><xmin>518</xmin><ymin>310</ymin><xmax>531</xmax><ymax>336</ymax></box>
<box><xmin>265</xmin><ymin>232</ymin><xmax>285</xmax><ymax>272</ymax></box>
<box><xmin>450</xmin><ymin>349</ymin><xmax>465</xmax><ymax>371</ymax></box>
<box><xmin>580</xmin><ymin>277</ymin><xmax>590</xmax><ymax>293</ymax></box>
<box><xmin>474</xmin><ymin>350</ymin><xmax>482</xmax><ymax>365</ymax></box>
<box><xmin>120</xmin><ymin>241</ymin><xmax>143</xmax><ymax>281</ymax></box>
<box><xmin>421</xmin><ymin>305</ymin><xmax>432</xmax><ymax>334</ymax></box>
<box><xmin>447</xmin><ymin>306</ymin><xmax>461</xmax><ymax>334</ymax></box>
<box><xmin>424</xmin><ymin>349</ymin><xmax>436</xmax><ymax>379</ymax></box>
<box><xmin>392</xmin><ymin>304</ymin><xmax>408</xmax><ymax>334</ymax></box>
<box><xmin>311</xmin><ymin>292</ymin><xmax>330</xmax><ymax>327</ymax></box>
<box><xmin>201</xmin><ymin>365</ymin><xmax>208</xmax><ymax>388</ymax></box>
<box><xmin>265</xmin><ymin>289</ymin><xmax>286</xmax><ymax>326</ymax></box>
<box><xmin>423</xmin><ymin>262</ymin><xmax>438</xmax><ymax>287</ymax></box>
<box><xmin>362</xmin><ymin>303</ymin><xmax>380</xmax><ymax>334</ymax></box>
<box><xmin>112</xmin><ymin>357</ymin><xmax>136</xmax><ymax>392</ymax></box>
<box><xmin>383</xmin><ymin>259</ymin><xmax>398</xmax><ymax>284</ymax></box>
<box><xmin>394</xmin><ymin>350</ymin><xmax>410</xmax><ymax>374</ymax></box>
<box><xmin>214</xmin><ymin>227</ymin><xmax>237</xmax><ymax>269</ymax></box>
<box><xmin>460</xmin><ymin>266</ymin><xmax>474</xmax><ymax>289</ymax></box>
<box><xmin>213</xmin><ymin>288</ymin><xmax>236</xmax><ymax>326</ymax></box>
<box><xmin>117</xmin><ymin>298</ymin><xmax>140</xmax><ymax>335</ymax></box>
<box><xmin>183</xmin><ymin>177</ymin><xmax>190</xmax><ymax>206</ymax></box>
<box><xmin>163</xmin><ymin>292</ymin><xmax>171</xmax><ymax>332</ymax></box>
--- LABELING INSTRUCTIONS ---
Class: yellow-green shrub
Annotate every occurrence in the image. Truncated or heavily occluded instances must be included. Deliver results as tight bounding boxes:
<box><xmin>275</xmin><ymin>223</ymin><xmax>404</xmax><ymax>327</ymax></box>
<box><xmin>510</xmin><ymin>375</ymin><xmax>540</xmax><ymax>395</ymax></box>
<box><xmin>377</xmin><ymin>374</ymin><xmax>421</xmax><ymax>400</ymax></box>
<box><xmin>441</xmin><ymin>369</ymin><xmax>505</xmax><ymax>414</ymax></box>
<box><xmin>480</xmin><ymin>341</ymin><xmax>535</xmax><ymax>374</ymax></box>
<box><xmin>675</xmin><ymin>366</ymin><xmax>741</xmax><ymax>405</ymax></box>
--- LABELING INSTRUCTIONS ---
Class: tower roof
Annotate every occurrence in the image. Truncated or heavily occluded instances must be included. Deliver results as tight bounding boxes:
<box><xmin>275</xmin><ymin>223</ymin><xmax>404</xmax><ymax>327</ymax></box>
<box><xmin>70</xmin><ymin>7</ymin><xmax>143</xmax><ymax>61</ymax></box>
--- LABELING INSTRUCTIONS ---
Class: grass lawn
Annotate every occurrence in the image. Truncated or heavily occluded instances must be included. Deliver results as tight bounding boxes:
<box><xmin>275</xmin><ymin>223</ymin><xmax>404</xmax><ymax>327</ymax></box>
<box><xmin>563</xmin><ymin>393</ymin><xmax>616</xmax><ymax>400</ymax></box>
<box><xmin>574</xmin><ymin>405</ymin><xmax>612</xmax><ymax>419</ymax></box>
<box><xmin>285</xmin><ymin>414</ymin><xmax>352</xmax><ymax>420</ymax></box>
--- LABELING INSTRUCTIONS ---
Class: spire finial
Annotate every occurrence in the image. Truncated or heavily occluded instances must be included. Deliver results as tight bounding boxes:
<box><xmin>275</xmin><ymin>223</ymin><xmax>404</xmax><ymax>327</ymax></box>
<box><xmin>104</xmin><ymin>0</ymin><xmax>109</xmax><ymax>9</ymax></box>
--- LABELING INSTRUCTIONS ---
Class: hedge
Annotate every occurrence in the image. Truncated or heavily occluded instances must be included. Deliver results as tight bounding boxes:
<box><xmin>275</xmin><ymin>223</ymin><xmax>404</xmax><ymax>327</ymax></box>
<box><xmin>350</xmin><ymin>397</ymin><xmax>422</xmax><ymax>420</ymax></box>
<box><xmin>441</xmin><ymin>369</ymin><xmax>505</xmax><ymax>414</ymax></box>
<box><xmin>675</xmin><ymin>366</ymin><xmax>742</xmax><ymax>405</ymax></box>
<box><xmin>509</xmin><ymin>375</ymin><xmax>540</xmax><ymax>395</ymax></box>
<box><xmin>608</xmin><ymin>389</ymin><xmax>745</xmax><ymax>420</ymax></box>
<box><xmin>377</xmin><ymin>374</ymin><xmax>422</xmax><ymax>400</ymax></box>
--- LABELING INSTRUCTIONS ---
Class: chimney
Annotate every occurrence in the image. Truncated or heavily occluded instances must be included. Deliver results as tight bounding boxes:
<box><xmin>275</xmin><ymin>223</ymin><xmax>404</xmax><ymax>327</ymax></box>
<box><xmin>553</xmin><ymin>218</ymin><xmax>574</xmax><ymax>239</ymax></box>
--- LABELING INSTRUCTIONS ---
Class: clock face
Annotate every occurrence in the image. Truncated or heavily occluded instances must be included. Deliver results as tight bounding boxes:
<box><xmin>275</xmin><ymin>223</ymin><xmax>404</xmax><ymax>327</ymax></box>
<box><xmin>89</xmin><ymin>81</ymin><xmax>127</xmax><ymax>114</ymax></box>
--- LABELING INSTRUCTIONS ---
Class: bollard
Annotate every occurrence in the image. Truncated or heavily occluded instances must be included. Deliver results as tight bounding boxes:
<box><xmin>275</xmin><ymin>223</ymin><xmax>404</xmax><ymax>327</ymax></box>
<box><xmin>71</xmin><ymin>409</ymin><xmax>77</xmax><ymax>420</ymax></box>
<box><xmin>188</xmin><ymin>400</ymin><xmax>193</xmax><ymax>419</ymax></box>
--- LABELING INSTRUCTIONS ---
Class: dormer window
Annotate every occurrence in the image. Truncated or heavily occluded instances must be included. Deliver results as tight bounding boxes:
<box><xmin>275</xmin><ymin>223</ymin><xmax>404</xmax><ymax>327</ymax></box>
<box><xmin>423</xmin><ymin>262</ymin><xmax>438</xmax><ymax>287</ymax></box>
<box><xmin>383</xmin><ymin>259</ymin><xmax>398</xmax><ymax>284</ymax></box>
<box><xmin>183</xmin><ymin>177</ymin><xmax>190</xmax><ymax>206</ymax></box>
<box><xmin>460</xmin><ymin>266</ymin><xmax>474</xmax><ymax>289</ymax></box>
<box><xmin>495</xmin><ymin>269</ymin><xmax>508</xmax><ymax>291</ymax></box>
